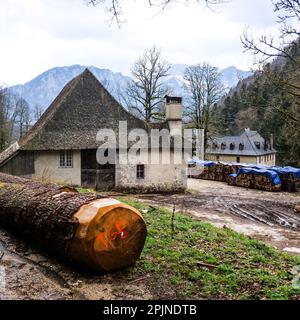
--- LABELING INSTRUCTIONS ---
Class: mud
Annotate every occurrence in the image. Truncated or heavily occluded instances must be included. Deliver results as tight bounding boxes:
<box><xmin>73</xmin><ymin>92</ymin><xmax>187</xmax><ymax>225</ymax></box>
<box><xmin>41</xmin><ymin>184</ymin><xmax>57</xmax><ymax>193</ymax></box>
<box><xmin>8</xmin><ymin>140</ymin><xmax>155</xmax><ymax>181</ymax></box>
<box><xmin>0</xmin><ymin>227</ymin><xmax>153</xmax><ymax>300</ymax></box>
<box><xmin>132</xmin><ymin>179</ymin><xmax>300</xmax><ymax>254</ymax></box>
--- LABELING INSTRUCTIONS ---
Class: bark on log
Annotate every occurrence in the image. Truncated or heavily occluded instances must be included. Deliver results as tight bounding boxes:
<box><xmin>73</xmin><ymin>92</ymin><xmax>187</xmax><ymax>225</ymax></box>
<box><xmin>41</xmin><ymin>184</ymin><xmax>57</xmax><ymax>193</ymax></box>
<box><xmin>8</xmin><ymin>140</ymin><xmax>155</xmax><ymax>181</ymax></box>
<box><xmin>0</xmin><ymin>173</ymin><xmax>147</xmax><ymax>272</ymax></box>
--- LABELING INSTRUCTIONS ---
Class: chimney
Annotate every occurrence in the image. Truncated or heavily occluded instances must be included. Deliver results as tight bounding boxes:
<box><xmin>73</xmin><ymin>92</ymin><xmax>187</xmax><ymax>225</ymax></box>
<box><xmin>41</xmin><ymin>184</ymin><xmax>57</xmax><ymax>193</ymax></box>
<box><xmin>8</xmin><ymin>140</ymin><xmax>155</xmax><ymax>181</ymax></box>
<box><xmin>165</xmin><ymin>95</ymin><xmax>182</xmax><ymax>136</ymax></box>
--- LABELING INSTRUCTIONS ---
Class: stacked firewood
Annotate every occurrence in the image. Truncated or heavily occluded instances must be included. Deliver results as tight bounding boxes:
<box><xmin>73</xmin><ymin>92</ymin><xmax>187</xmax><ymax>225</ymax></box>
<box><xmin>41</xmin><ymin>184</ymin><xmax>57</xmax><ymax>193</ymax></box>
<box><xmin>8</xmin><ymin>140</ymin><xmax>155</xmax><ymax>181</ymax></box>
<box><xmin>276</xmin><ymin>174</ymin><xmax>300</xmax><ymax>192</ymax></box>
<box><xmin>235</xmin><ymin>173</ymin><xmax>281</xmax><ymax>192</ymax></box>
<box><xmin>226</xmin><ymin>172</ymin><xmax>281</xmax><ymax>192</ymax></box>
<box><xmin>189</xmin><ymin>163</ymin><xmax>238</xmax><ymax>182</ymax></box>
<box><xmin>188</xmin><ymin>161</ymin><xmax>300</xmax><ymax>193</ymax></box>
<box><xmin>227</xmin><ymin>174</ymin><xmax>237</xmax><ymax>186</ymax></box>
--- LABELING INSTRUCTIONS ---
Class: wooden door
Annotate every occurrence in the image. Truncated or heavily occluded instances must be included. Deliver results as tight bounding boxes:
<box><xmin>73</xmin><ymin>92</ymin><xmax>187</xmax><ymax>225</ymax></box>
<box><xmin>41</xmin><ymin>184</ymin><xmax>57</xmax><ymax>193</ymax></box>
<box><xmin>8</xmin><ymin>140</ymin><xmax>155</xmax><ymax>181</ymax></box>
<box><xmin>81</xmin><ymin>149</ymin><xmax>115</xmax><ymax>191</ymax></box>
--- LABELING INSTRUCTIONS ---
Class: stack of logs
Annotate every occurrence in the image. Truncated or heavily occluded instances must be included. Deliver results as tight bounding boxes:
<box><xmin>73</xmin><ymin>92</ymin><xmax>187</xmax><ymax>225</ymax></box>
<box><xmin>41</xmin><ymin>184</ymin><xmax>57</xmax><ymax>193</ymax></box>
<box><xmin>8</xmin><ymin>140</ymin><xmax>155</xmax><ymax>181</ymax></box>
<box><xmin>227</xmin><ymin>173</ymin><xmax>281</xmax><ymax>192</ymax></box>
<box><xmin>189</xmin><ymin>162</ymin><xmax>300</xmax><ymax>192</ymax></box>
<box><xmin>277</xmin><ymin>174</ymin><xmax>300</xmax><ymax>193</ymax></box>
<box><xmin>189</xmin><ymin>163</ymin><xmax>238</xmax><ymax>182</ymax></box>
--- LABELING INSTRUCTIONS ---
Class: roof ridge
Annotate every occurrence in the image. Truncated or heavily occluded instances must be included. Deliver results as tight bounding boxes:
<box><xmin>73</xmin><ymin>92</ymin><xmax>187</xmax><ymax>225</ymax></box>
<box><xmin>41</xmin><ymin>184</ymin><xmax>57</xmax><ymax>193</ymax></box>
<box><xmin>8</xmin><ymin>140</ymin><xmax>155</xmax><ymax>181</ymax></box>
<box><xmin>6</xmin><ymin>68</ymin><xmax>148</xmax><ymax>152</ymax></box>
<box><xmin>243</xmin><ymin>130</ymin><xmax>259</xmax><ymax>156</ymax></box>
<box><xmin>18</xmin><ymin>71</ymin><xmax>84</xmax><ymax>148</ymax></box>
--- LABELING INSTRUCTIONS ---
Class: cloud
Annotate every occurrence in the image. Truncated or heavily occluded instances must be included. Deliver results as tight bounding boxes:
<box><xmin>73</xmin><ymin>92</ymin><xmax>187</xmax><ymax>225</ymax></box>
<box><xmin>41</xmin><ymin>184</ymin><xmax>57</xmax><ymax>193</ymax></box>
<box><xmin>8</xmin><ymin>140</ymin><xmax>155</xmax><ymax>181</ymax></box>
<box><xmin>0</xmin><ymin>0</ymin><xmax>280</xmax><ymax>85</ymax></box>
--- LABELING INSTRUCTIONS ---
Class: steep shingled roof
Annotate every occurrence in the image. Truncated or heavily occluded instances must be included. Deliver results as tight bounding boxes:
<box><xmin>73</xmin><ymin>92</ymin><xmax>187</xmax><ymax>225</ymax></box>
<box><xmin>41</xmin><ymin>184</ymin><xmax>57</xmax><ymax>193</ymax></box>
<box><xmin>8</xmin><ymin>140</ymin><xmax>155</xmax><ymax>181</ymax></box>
<box><xmin>17</xmin><ymin>69</ymin><xmax>148</xmax><ymax>151</ymax></box>
<box><xmin>206</xmin><ymin>129</ymin><xmax>276</xmax><ymax>156</ymax></box>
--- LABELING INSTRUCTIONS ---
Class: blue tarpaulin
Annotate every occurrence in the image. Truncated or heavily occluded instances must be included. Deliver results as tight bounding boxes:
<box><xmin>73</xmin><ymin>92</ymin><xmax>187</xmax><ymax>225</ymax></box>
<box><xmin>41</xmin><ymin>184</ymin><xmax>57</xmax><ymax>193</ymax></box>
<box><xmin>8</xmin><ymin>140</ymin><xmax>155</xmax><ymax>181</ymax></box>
<box><xmin>270</xmin><ymin>166</ymin><xmax>300</xmax><ymax>179</ymax></box>
<box><xmin>246</xmin><ymin>164</ymin><xmax>270</xmax><ymax>170</ymax></box>
<box><xmin>188</xmin><ymin>159</ymin><xmax>216</xmax><ymax>167</ymax></box>
<box><xmin>237</xmin><ymin>167</ymin><xmax>281</xmax><ymax>186</ymax></box>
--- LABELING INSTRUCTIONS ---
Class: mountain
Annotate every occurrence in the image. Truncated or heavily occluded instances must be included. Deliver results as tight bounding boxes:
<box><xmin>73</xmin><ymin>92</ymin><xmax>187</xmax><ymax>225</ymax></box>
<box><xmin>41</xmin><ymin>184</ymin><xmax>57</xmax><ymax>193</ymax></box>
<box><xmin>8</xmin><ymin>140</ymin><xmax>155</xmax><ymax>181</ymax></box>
<box><xmin>220</xmin><ymin>66</ymin><xmax>252</xmax><ymax>90</ymax></box>
<box><xmin>10</xmin><ymin>65</ymin><xmax>131</xmax><ymax>113</ymax></box>
<box><xmin>9</xmin><ymin>64</ymin><xmax>252</xmax><ymax>114</ymax></box>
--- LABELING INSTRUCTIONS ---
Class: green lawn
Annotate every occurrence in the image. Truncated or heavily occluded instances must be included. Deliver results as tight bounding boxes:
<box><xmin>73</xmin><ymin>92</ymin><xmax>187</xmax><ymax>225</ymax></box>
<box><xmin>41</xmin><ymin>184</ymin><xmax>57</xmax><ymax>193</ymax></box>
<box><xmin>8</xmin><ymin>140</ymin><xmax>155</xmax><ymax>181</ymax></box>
<box><xmin>116</xmin><ymin>198</ymin><xmax>300</xmax><ymax>300</ymax></box>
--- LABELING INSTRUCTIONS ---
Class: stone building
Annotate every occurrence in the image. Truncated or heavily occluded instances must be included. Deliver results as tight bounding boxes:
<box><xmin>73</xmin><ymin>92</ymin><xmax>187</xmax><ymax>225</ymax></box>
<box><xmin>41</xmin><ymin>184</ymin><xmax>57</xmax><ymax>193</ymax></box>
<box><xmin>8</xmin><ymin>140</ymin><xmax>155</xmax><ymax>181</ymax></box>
<box><xmin>206</xmin><ymin>129</ymin><xmax>277</xmax><ymax>166</ymax></box>
<box><xmin>0</xmin><ymin>69</ymin><xmax>187</xmax><ymax>192</ymax></box>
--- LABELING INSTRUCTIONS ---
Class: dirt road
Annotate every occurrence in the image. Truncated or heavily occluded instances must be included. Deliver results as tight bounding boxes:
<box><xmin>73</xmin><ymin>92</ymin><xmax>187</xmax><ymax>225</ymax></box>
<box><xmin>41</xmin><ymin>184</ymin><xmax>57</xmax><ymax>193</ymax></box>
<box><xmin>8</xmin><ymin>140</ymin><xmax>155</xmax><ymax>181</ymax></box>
<box><xmin>133</xmin><ymin>179</ymin><xmax>300</xmax><ymax>254</ymax></box>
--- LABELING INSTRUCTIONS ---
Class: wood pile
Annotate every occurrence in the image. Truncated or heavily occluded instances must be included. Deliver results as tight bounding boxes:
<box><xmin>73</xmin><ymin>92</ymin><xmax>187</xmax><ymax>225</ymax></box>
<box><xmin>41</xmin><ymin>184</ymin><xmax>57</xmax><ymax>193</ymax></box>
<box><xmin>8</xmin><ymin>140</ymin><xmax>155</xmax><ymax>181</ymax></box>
<box><xmin>227</xmin><ymin>174</ymin><xmax>237</xmax><ymax>186</ymax></box>
<box><xmin>235</xmin><ymin>173</ymin><xmax>281</xmax><ymax>192</ymax></box>
<box><xmin>189</xmin><ymin>161</ymin><xmax>300</xmax><ymax>192</ymax></box>
<box><xmin>276</xmin><ymin>174</ymin><xmax>300</xmax><ymax>192</ymax></box>
<box><xmin>0</xmin><ymin>173</ymin><xmax>147</xmax><ymax>272</ymax></box>
<box><xmin>188</xmin><ymin>162</ymin><xmax>283</xmax><ymax>192</ymax></box>
<box><xmin>189</xmin><ymin>163</ymin><xmax>238</xmax><ymax>182</ymax></box>
<box><xmin>226</xmin><ymin>172</ymin><xmax>281</xmax><ymax>192</ymax></box>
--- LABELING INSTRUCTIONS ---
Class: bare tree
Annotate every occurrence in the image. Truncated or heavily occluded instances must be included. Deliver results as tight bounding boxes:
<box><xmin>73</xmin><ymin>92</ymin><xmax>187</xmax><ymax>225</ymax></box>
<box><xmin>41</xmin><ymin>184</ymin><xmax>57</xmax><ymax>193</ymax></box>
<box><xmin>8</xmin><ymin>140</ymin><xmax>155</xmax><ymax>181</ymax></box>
<box><xmin>0</xmin><ymin>87</ymin><xmax>9</xmax><ymax>151</ymax></box>
<box><xmin>15</xmin><ymin>97</ymin><xmax>31</xmax><ymax>138</ymax></box>
<box><xmin>242</xmin><ymin>0</ymin><xmax>300</xmax><ymax>130</ymax></box>
<box><xmin>127</xmin><ymin>46</ymin><xmax>170</xmax><ymax>124</ymax></box>
<box><xmin>85</xmin><ymin>0</ymin><xmax>225</xmax><ymax>27</ymax></box>
<box><xmin>184</xmin><ymin>63</ymin><xmax>224</xmax><ymax>148</ymax></box>
<box><xmin>33</xmin><ymin>104</ymin><xmax>44</xmax><ymax>123</ymax></box>
<box><xmin>242</xmin><ymin>0</ymin><xmax>300</xmax><ymax>62</ymax></box>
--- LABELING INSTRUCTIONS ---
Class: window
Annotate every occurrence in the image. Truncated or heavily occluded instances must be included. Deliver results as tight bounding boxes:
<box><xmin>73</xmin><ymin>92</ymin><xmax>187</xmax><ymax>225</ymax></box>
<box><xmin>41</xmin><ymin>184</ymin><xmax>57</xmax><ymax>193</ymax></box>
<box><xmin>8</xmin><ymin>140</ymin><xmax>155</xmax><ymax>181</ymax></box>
<box><xmin>137</xmin><ymin>164</ymin><xmax>145</xmax><ymax>179</ymax></box>
<box><xmin>221</xmin><ymin>143</ymin><xmax>226</xmax><ymax>150</ymax></box>
<box><xmin>212</xmin><ymin>142</ymin><xmax>218</xmax><ymax>150</ymax></box>
<box><xmin>236</xmin><ymin>157</ymin><xmax>241</xmax><ymax>163</ymax></box>
<box><xmin>239</xmin><ymin>143</ymin><xmax>244</xmax><ymax>151</ymax></box>
<box><xmin>216</xmin><ymin>155</ymin><xmax>220</xmax><ymax>162</ymax></box>
<box><xmin>230</xmin><ymin>143</ymin><xmax>235</xmax><ymax>150</ymax></box>
<box><xmin>255</xmin><ymin>142</ymin><xmax>261</xmax><ymax>150</ymax></box>
<box><xmin>59</xmin><ymin>150</ymin><xmax>73</xmax><ymax>168</ymax></box>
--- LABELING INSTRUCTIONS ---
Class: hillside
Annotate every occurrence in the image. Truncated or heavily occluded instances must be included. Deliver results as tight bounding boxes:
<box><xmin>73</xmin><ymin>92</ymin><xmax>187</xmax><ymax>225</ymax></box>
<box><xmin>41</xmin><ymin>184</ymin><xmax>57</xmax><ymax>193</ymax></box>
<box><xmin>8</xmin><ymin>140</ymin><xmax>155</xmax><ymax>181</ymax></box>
<box><xmin>213</xmin><ymin>41</ymin><xmax>300</xmax><ymax>166</ymax></box>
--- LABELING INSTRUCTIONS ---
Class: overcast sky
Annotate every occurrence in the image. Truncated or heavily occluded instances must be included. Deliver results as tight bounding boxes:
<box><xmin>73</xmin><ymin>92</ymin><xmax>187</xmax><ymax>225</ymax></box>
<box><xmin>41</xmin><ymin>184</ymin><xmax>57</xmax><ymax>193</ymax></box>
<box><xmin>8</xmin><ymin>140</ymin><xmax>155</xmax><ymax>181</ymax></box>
<box><xmin>0</xmin><ymin>0</ymin><xmax>280</xmax><ymax>86</ymax></box>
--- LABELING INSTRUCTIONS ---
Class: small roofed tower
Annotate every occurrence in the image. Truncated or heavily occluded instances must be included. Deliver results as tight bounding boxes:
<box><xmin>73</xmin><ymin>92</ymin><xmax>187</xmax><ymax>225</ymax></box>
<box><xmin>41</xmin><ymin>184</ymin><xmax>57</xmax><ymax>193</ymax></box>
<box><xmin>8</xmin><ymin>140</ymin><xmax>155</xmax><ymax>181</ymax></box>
<box><xmin>165</xmin><ymin>95</ymin><xmax>182</xmax><ymax>136</ymax></box>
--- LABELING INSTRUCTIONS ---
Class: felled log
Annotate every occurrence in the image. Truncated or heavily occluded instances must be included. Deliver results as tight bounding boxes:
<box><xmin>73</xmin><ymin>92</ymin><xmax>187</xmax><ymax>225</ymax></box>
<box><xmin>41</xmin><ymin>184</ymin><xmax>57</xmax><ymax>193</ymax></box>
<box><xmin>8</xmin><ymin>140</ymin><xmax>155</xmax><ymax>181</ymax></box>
<box><xmin>295</xmin><ymin>205</ymin><xmax>300</xmax><ymax>214</ymax></box>
<box><xmin>0</xmin><ymin>173</ymin><xmax>147</xmax><ymax>272</ymax></box>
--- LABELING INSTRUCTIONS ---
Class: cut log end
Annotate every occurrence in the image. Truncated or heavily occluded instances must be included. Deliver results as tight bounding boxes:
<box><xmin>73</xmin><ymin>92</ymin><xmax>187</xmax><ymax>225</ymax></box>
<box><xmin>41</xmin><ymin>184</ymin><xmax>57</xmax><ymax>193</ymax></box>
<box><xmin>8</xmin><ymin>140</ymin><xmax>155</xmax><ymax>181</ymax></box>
<box><xmin>295</xmin><ymin>205</ymin><xmax>300</xmax><ymax>214</ymax></box>
<box><xmin>69</xmin><ymin>198</ymin><xmax>147</xmax><ymax>272</ymax></box>
<box><xmin>0</xmin><ymin>173</ymin><xmax>147</xmax><ymax>272</ymax></box>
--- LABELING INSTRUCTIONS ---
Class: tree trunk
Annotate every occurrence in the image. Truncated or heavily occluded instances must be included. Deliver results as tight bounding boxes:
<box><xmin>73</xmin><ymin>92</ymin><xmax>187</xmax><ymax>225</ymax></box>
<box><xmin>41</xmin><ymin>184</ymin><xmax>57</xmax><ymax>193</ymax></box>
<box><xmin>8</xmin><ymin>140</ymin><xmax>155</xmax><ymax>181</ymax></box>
<box><xmin>0</xmin><ymin>173</ymin><xmax>147</xmax><ymax>272</ymax></box>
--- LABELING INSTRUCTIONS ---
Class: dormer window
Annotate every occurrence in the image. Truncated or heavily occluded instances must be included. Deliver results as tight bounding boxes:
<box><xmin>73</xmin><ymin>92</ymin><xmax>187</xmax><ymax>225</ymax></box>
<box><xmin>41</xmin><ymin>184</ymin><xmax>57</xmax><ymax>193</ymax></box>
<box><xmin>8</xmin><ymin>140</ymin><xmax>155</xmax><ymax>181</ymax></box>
<box><xmin>230</xmin><ymin>143</ymin><xmax>235</xmax><ymax>150</ymax></box>
<box><xmin>221</xmin><ymin>143</ymin><xmax>226</xmax><ymax>150</ymax></box>
<box><xmin>212</xmin><ymin>142</ymin><xmax>218</xmax><ymax>150</ymax></box>
<box><xmin>239</xmin><ymin>143</ymin><xmax>244</xmax><ymax>151</ymax></box>
<box><xmin>255</xmin><ymin>142</ymin><xmax>261</xmax><ymax>149</ymax></box>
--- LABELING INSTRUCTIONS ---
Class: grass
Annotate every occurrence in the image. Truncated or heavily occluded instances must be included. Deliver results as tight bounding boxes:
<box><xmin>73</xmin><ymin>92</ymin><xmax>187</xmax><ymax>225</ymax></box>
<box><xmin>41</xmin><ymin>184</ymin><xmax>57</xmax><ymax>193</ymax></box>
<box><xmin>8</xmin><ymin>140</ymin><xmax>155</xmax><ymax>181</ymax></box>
<box><xmin>75</xmin><ymin>187</ymin><xmax>96</xmax><ymax>193</ymax></box>
<box><xmin>114</xmin><ymin>198</ymin><xmax>300</xmax><ymax>300</ymax></box>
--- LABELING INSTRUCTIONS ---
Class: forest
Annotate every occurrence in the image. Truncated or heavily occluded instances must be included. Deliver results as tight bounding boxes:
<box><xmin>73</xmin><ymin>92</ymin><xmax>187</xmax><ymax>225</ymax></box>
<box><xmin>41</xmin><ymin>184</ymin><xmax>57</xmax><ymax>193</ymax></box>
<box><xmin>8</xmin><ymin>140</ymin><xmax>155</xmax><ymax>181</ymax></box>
<box><xmin>212</xmin><ymin>40</ymin><xmax>300</xmax><ymax>166</ymax></box>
